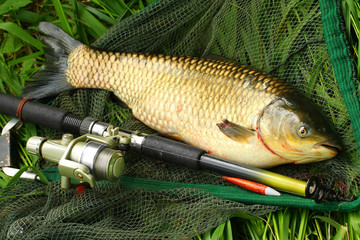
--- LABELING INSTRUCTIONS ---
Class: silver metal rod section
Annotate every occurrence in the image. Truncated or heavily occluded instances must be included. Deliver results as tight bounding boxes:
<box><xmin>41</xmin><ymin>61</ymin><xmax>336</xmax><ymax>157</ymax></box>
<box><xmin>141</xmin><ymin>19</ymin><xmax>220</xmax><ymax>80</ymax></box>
<box><xmin>2</xmin><ymin>167</ymin><xmax>41</xmax><ymax>181</ymax></box>
<box><xmin>130</xmin><ymin>134</ymin><xmax>146</xmax><ymax>150</ymax></box>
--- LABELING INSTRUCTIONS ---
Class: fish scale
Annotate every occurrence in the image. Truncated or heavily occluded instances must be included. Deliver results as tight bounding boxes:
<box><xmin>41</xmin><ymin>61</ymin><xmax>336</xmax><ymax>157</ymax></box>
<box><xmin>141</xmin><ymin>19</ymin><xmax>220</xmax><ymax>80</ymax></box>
<box><xmin>25</xmin><ymin>22</ymin><xmax>341</xmax><ymax>168</ymax></box>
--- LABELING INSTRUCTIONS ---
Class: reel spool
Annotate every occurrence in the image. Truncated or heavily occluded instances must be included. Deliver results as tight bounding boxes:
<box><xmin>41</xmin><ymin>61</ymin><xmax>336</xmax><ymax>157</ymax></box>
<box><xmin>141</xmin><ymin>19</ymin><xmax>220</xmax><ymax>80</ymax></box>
<box><xmin>26</xmin><ymin>134</ymin><xmax>125</xmax><ymax>189</ymax></box>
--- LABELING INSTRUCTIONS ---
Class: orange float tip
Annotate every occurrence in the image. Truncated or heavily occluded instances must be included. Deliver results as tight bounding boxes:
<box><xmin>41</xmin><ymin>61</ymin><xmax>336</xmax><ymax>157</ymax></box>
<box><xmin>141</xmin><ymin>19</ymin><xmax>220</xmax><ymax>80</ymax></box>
<box><xmin>222</xmin><ymin>176</ymin><xmax>281</xmax><ymax>196</ymax></box>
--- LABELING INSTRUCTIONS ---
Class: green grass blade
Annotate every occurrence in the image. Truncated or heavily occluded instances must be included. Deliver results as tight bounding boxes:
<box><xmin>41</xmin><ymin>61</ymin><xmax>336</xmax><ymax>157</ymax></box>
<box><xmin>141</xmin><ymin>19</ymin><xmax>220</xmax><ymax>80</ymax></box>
<box><xmin>7</xmin><ymin>51</ymin><xmax>43</xmax><ymax>66</ymax></box>
<box><xmin>1</xmin><ymin>33</ymin><xmax>24</xmax><ymax>53</ymax></box>
<box><xmin>0</xmin><ymin>191</ymin><xmax>45</xmax><ymax>201</ymax></box>
<box><xmin>51</xmin><ymin>0</ymin><xmax>73</xmax><ymax>36</ymax></box>
<box><xmin>30</xmin><ymin>166</ymin><xmax>49</xmax><ymax>184</ymax></box>
<box><xmin>313</xmin><ymin>216</ymin><xmax>342</xmax><ymax>230</ymax></box>
<box><xmin>82</xmin><ymin>4</ymin><xmax>116</xmax><ymax>25</ymax></box>
<box><xmin>280</xmin><ymin>208</ymin><xmax>290</xmax><ymax>240</ymax></box>
<box><xmin>211</xmin><ymin>221</ymin><xmax>226</xmax><ymax>240</ymax></box>
<box><xmin>90</xmin><ymin>0</ymin><xmax>117</xmax><ymax>19</ymax></box>
<box><xmin>119</xmin><ymin>0</ymin><xmax>144</xmax><ymax>21</ymax></box>
<box><xmin>0</xmin><ymin>54</ymin><xmax>23</xmax><ymax>95</ymax></box>
<box><xmin>0</xmin><ymin>0</ymin><xmax>32</xmax><ymax>15</ymax></box>
<box><xmin>202</xmin><ymin>230</ymin><xmax>211</xmax><ymax>240</ymax></box>
<box><xmin>77</xmin><ymin>3</ymin><xmax>107</xmax><ymax>39</ymax></box>
<box><xmin>313</xmin><ymin>218</ymin><xmax>325</xmax><ymax>240</ymax></box>
<box><xmin>346</xmin><ymin>211</ymin><xmax>360</xmax><ymax>239</ymax></box>
<box><xmin>231</xmin><ymin>212</ymin><xmax>259</xmax><ymax>221</ymax></box>
<box><xmin>0</xmin><ymin>171</ymin><xmax>11</xmax><ymax>187</ymax></box>
<box><xmin>0</xmin><ymin>178</ymin><xmax>8</xmax><ymax>188</ymax></box>
<box><xmin>18</xmin><ymin>143</ymin><xmax>33</xmax><ymax>166</ymax></box>
<box><xmin>331</xmin><ymin>226</ymin><xmax>348</xmax><ymax>240</ymax></box>
<box><xmin>259</xmin><ymin>213</ymin><xmax>276</xmax><ymax>240</ymax></box>
<box><xmin>0</xmin><ymin>22</ymin><xmax>43</xmax><ymax>51</ymax></box>
<box><xmin>289</xmin><ymin>209</ymin><xmax>298</xmax><ymax>240</ymax></box>
<box><xmin>69</xmin><ymin>0</ymin><xmax>89</xmax><ymax>45</ymax></box>
<box><xmin>298</xmin><ymin>209</ymin><xmax>309</xmax><ymax>240</ymax></box>
<box><xmin>117</xmin><ymin>0</ymin><xmax>136</xmax><ymax>15</ymax></box>
<box><xmin>344</xmin><ymin>0</ymin><xmax>357</xmax><ymax>16</ymax></box>
<box><xmin>13</xmin><ymin>9</ymin><xmax>46</xmax><ymax>24</ymax></box>
<box><xmin>0</xmin><ymin>113</ymin><xmax>10</xmax><ymax>128</ymax></box>
<box><xmin>271</xmin><ymin>213</ymin><xmax>280</xmax><ymax>240</ymax></box>
<box><xmin>342</xmin><ymin>0</ymin><xmax>352</xmax><ymax>45</ymax></box>
<box><xmin>245</xmin><ymin>221</ymin><xmax>261</xmax><ymax>240</ymax></box>
<box><xmin>4</xmin><ymin>166</ymin><xmax>30</xmax><ymax>187</ymax></box>
<box><xmin>224</xmin><ymin>220</ymin><xmax>233</xmax><ymax>240</ymax></box>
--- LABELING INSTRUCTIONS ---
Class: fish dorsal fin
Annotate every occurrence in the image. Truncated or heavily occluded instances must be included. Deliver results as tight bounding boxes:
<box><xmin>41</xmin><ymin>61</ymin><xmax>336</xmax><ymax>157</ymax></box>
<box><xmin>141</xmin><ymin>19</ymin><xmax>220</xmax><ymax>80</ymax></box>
<box><xmin>217</xmin><ymin>119</ymin><xmax>256</xmax><ymax>143</ymax></box>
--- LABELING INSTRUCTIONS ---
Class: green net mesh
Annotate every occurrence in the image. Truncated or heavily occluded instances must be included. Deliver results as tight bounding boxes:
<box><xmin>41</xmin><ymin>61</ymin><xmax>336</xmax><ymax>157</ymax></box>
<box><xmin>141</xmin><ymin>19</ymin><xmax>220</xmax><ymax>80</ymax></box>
<box><xmin>1</xmin><ymin>0</ymin><xmax>360</xmax><ymax>239</ymax></box>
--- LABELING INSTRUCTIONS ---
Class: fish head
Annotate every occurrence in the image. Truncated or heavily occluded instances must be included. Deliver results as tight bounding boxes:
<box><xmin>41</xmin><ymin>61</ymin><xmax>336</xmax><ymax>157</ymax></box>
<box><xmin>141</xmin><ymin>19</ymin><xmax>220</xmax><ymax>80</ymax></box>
<box><xmin>258</xmin><ymin>96</ymin><xmax>342</xmax><ymax>164</ymax></box>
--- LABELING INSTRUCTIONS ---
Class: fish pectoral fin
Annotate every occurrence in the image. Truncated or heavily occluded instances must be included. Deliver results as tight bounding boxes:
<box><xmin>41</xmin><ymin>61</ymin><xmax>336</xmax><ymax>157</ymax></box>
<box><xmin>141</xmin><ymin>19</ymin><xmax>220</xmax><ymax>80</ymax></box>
<box><xmin>217</xmin><ymin>119</ymin><xmax>256</xmax><ymax>143</ymax></box>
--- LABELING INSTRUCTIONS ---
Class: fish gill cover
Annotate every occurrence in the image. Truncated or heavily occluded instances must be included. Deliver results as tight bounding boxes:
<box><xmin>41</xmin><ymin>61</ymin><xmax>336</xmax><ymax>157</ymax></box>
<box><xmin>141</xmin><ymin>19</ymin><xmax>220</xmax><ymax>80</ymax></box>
<box><xmin>1</xmin><ymin>0</ymin><xmax>360</xmax><ymax>239</ymax></box>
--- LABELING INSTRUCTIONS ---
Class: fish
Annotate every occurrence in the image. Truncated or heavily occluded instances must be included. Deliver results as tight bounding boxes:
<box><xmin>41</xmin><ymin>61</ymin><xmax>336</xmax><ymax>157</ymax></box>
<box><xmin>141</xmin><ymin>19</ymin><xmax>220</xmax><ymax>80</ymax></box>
<box><xmin>23</xmin><ymin>22</ymin><xmax>342</xmax><ymax>168</ymax></box>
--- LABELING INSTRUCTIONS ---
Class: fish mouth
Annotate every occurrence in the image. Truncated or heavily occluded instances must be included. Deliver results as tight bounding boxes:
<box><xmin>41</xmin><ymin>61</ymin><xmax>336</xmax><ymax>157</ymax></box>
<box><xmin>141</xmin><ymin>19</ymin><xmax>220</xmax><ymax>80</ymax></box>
<box><xmin>313</xmin><ymin>140</ymin><xmax>342</xmax><ymax>155</ymax></box>
<box><xmin>294</xmin><ymin>141</ymin><xmax>341</xmax><ymax>164</ymax></box>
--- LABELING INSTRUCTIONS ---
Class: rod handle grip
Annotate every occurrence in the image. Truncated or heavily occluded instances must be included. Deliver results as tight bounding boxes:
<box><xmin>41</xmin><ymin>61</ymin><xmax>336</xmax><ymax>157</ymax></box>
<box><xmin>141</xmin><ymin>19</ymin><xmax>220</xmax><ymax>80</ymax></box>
<box><xmin>0</xmin><ymin>93</ymin><xmax>74</xmax><ymax>132</ymax></box>
<box><xmin>141</xmin><ymin>135</ymin><xmax>206</xmax><ymax>169</ymax></box>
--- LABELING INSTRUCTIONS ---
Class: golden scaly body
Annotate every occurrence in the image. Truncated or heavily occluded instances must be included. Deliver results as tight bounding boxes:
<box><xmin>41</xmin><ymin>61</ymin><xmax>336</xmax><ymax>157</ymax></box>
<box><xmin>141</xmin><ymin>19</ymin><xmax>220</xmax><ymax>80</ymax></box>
<box><xmin>25</xmin><ymin>23</ymin><xmax>341</xmax><ymax>168</ymax></box>
<box><xmin>66</xmin><ymin>45</ymin><xmax>297</xmax><ymax>167</ymax></box>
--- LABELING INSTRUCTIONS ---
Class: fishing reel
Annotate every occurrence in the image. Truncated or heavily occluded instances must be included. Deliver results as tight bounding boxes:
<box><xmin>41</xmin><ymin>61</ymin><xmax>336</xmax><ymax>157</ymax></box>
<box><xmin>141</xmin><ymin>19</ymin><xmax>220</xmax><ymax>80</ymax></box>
<box><xmin>26</xmin><ymin>133</ymin><xmax>126</xmax><ymax>189</ymax></box>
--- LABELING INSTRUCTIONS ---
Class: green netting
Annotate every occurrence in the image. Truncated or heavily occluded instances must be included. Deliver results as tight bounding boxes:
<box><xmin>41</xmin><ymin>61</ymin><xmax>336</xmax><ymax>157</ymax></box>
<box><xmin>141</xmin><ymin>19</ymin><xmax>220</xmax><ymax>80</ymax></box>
<box><xmin>1</xmin><ymin>0</ymin><xmax>360</xmax><ymax>239</ymax></box>
<box><xmin>320</xmin><ymin>0</ymin><xmax>360</xmax><ymax>155</ymax></box>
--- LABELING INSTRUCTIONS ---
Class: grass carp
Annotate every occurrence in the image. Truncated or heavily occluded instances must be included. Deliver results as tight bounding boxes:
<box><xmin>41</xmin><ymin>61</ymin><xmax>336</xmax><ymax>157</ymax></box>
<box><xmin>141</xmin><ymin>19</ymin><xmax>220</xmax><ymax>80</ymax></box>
<box><xmin>24</xmin><ymin>22</ymin><xmax>342</xmax><ymax>168</ymax></box>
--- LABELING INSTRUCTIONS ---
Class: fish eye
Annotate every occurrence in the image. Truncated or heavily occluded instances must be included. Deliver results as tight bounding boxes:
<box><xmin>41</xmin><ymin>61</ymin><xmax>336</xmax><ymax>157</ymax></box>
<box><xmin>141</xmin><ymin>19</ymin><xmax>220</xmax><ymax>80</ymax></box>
<box><xmin>297</xmin><ymin>125</ymin><xmax>309</xmax><ymax>138</ymax></box>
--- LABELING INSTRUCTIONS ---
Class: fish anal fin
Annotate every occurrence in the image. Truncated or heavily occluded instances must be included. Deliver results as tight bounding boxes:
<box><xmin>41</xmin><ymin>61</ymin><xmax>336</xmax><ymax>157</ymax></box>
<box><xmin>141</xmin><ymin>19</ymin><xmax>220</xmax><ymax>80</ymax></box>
<box><xmin>217</xmin><ymin>119</ymin><xmax>256</xmax><ymax>143</ymax></box>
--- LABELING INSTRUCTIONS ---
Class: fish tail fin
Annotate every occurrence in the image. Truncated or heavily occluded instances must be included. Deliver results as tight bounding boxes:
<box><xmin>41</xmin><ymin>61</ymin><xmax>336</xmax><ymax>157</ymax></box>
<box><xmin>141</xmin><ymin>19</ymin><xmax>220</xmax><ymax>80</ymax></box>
<box><xmin>22</xmin><ymin>22</ymin><xmax>81</xmax><ymax>98</ymax></box>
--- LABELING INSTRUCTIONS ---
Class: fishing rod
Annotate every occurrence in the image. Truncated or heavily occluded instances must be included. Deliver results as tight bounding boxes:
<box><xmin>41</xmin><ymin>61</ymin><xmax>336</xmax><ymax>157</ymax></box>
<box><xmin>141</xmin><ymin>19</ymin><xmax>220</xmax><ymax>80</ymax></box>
<box><xmin>0</xmin><ymin>92</ymin><xmax>348</xmax><ymax>202</ymax></box>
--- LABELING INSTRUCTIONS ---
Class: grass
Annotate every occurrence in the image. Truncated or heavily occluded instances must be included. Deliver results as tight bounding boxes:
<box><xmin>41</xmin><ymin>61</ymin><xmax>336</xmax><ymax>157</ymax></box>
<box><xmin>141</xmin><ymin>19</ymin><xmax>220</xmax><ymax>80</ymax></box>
<box><xmin>342</xmin><ymin>0</ymin><xmax>360</xmax><ymax>80</ymax></box>
<box><xmin>197</xmin><ymin>210</ymin><xmax>360</xmax><ymax>240</ymax></box>
<box><xmin>0</xmin><ymin>0</ymin><xmax>359</xmax><ymax>239</ymax></box>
